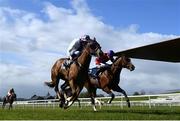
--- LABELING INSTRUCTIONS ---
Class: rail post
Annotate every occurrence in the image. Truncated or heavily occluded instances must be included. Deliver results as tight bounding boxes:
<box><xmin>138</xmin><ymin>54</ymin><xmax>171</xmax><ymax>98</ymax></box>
<box><xmin>148</xmin><ymin>96</ymin><xmax>151</xmax><ymax>109</ymax></box>
<box><xmin>121</xmin><ymin>95</ymin><xmax>123</xmax><ymax>109</ymax></box>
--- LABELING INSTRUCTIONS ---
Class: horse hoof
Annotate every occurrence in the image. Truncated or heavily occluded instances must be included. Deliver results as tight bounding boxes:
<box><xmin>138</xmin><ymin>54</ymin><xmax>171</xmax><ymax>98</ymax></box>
<box><xmin>64</xmin><ymin>100</ymin><xmax>73</xmax><ymax>109</ymax></box>
<box><xmin>64</xmin><ymin>100</ymin><xmax>69</xmax><ymax>109</ymax></box>
<box><xmin>93</xmin><ymin>106</ymin><xmax>97</xmax><ymax>112</ymax></box>
<box><xmin>59</xmin><ymin>103</ymin><xmax>64</xmax><ymax>108</ymax></box>
<box><xmin>107</xmin><ymin>101</ymin><xmax>111</xmax><ymax>104</ymax></box>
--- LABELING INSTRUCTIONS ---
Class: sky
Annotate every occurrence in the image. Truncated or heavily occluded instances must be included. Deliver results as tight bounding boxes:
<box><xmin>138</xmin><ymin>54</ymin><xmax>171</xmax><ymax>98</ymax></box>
<box><xmin>0</xmin><ymin>0</ymin><xmax>180</xmax><ymax>98</ymax></box>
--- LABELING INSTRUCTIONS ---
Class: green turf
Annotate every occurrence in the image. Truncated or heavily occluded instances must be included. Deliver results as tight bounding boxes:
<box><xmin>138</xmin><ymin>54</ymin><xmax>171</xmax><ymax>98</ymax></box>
<box><xmin>0</xmin><ymin>106</ymin><xmax>180</xmax><ymax>120</ymax></box>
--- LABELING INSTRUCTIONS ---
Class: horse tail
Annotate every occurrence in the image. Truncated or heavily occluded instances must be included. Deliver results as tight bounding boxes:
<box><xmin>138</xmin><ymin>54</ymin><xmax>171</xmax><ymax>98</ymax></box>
<box><xmin>44</xmin><ymin>81</ymin><xmax>56</xmax><ymax>88</ymax></box>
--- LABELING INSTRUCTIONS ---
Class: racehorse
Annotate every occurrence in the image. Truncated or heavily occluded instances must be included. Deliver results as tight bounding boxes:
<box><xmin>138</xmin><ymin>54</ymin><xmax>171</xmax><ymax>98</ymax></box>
<box><xmin>85</xmin><ymin>55</ymin><xmax>135</xmax><ymax>107</ymax></box>
<box><xmin>2</xmin><ymin>93</ymin><xmax>17</xmax><ymax>109</ymax></box>
<box><xmin>45</xmin><ymin>38</ymin><xmax>103</xmax><ymax>110</ymax></box>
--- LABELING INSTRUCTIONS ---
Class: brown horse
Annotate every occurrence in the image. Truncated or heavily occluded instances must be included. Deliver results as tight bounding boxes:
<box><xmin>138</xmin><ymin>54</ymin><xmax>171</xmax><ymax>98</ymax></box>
<box><xmin>45</xmin><ymin>38</ymin><xmax>103</xmax><ymax>109</ymax></box>
<box><xmin>2</xmin><ymin>93</ymin><xmax>16</xmax><ymax>109</ymax></box>
<box><xmin>85</xmin><ymin>56</ymin><xmax>135</xmax><ymax>107</ymax></box>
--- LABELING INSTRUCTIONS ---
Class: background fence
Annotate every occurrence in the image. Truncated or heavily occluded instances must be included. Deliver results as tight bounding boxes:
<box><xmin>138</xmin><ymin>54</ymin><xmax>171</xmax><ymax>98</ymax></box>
<box><xmin>1</xmin><ymin>93</ymin><xmax>180</xmax><ymax>109</ymax></box>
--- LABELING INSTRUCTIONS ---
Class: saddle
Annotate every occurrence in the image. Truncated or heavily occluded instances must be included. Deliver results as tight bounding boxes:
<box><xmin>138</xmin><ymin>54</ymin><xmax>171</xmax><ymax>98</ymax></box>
<box><xmin>89</xmin><ymin>67</ymin><xmax>99</xmax><ymax>78</ymax></box>
<box><xmin>62</xmin><ymin>57</ymin><xmax>81</xmax><ymax>70</ymax></box>
<box><xmin>89</xmin><ymin>65</ymin><xmax>111</xmax><ymax>78</ymax></box>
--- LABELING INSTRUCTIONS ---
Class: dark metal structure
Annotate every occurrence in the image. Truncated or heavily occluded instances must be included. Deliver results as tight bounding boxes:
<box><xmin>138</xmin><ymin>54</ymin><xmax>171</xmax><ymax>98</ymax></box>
<box><xmin>114</xmin><ymin>38</ymin><xmax>180</xmax><ymax>63</ymax></box>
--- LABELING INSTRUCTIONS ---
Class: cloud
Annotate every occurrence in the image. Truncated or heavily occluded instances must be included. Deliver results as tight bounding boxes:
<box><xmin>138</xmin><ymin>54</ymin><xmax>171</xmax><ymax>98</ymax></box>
<box><xmin>0</xmin><ymin>0</ymin><xmax>179</xmax><ymax>98</ymax></box>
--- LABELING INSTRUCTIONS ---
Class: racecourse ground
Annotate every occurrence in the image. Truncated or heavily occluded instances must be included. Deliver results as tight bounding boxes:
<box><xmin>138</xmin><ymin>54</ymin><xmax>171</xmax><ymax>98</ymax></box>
<box><xmin>0</xmin><ymin>106</ymin><xmax>180</xmax><ymax>120</ymax></box>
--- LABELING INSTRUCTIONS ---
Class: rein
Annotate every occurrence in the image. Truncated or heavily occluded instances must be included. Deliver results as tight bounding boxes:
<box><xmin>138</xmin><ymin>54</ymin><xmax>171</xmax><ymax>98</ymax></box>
<box><xmin>112</xmin><ymin>57</ymin><xmax>121</xmax><ymax>68</ymax></box>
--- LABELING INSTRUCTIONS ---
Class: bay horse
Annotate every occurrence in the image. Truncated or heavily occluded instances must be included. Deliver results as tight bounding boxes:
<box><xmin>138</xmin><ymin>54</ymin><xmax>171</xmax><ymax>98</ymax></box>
<box><xmin>2</xmin><ymin>93</ymin><xmax>17</xmax><ymax>109</ymax></box>
<box><xmin>85</xmin><ymin>55</ymin><xmax>135</xmax><ymax>107</ymax></box>
<box><xmin>45</xmin><ymin>38</ymin><xmax>103</xmax><ymax>110</ymax></box>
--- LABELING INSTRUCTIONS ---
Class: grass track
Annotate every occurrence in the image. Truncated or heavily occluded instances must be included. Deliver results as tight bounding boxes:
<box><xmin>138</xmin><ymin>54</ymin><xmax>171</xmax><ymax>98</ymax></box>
<box><xmin>0</xmin><ymin>106</ymin><xmax>180</xmax><ymax>120</ymax></box>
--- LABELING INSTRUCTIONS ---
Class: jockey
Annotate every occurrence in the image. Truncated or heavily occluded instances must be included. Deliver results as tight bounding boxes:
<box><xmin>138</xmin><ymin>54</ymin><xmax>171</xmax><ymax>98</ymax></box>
<box><xmin>94</xmin><ymin>50</ymin><xmax>115</xmax><ymax>76</ymax></box>
<box><xmin>7</xmin><ymin>88</ymin><xmax>14</xmax><ymax>99</ymax></box>
<box><xmin>60</xmin><ymin>35</ymin><xmax>91</xmax><ymax>93</ymax></box>
<box><xmin>62</xmin><ymin>35</ymin><xmax>91</xmax><ymax>69</ymax></box>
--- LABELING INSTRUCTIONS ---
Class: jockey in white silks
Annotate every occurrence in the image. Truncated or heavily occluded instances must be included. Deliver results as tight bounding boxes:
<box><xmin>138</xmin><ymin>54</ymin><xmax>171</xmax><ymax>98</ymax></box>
<box><xmin>67</xmin><ymin>35</ymin><xmax>90</xmax><ymax>59</ymax></box>
<box><xmin>62</xmin><ymin>35</ymin><xmax>91</xmax><ymax>69</ymax></box>
<box><xmin>7</xmin><ymin>88</ymin><xmax>14</xmax><ymax>100</ymax></box>
<box><xmin>60</xmin><ymin>35</ymin><xmax>91</xmax><ymax>91</ymax></box>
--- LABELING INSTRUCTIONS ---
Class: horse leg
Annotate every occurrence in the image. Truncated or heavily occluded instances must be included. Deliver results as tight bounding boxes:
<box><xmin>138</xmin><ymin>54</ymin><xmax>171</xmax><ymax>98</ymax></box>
<box><xmin>58</xmin><ymin>90</ymin><xmax>65</xmax><ymax>108</ymax></box>
<box><xmin>2</xmin><ymin>102</ymin><xmax>5</xmax><ymax>109</ymax></box>
<box><xmin>64</xmin><ymin>79</ymin><xmax>76</xmax><ymax>108</ymax></box>
<box><xmin>52</xmin><ymin>76</ymin><xmax>66</xmax><ymax>108</ymax></box>
<box><xmin>89</xmin><ymin>88</ymin><xmax>97</xmax><ymax>111</ymax></box>
<box><xmin>9</xmin><ymin>104</ymin><xmax>12</xmax><ymax>110</ymax></box>
<box><xmin>53</xmin><ymin>77</ymin><xmax>61</xmax><ymax>99</ymax></box>
<box><xmin>107</xmin><ymin>92</ymin><xmax>115</xmax><ymax>104</ymax></box>
<box><xmin>65</xmin><ymin>79</ymin><xmax>84</xmax><ymax>109</ymax></box>
<box><xmin>103</xmin><ymin>87</ymin><xmax>115</xmax><ymax>104</ymax></box>
<box><xmin>95</xmin><ymin>98</ymin><xmax>103</xmax><ymax>109</ymax></box>
<box><xmin>113</xmin><ymin>86</ymin><xmax>130</xmax><ymax>107</ymax></box>
<box><xmin>91</xmin><ymin>96</ymin><xmax>97</xmax><ymax>111</ymax></box>
<box><xmin>2</xmin><ymin>98</ymin><xmax>6</xmax><ymax>109</ymax></box>
<box><xmin>77</xmin><ymin>99</ymin><xmax>81</xmax><ymax>108</ymax></box>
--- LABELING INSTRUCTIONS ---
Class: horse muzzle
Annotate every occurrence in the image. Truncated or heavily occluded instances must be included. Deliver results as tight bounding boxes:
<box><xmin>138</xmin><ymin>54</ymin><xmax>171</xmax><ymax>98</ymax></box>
<box><xmin>130</xmin><ymin>65</ymin><xmax>135</xmax><ymax>71</ymax></box>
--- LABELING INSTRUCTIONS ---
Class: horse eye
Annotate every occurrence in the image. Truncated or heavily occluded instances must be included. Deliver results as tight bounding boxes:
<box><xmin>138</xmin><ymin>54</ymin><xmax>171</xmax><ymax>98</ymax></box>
<box><xmin>90</xmin><ymin>44</ymin><xmax>96</xmax><ymax>49</ymax></box>
<box><xmin>126</xmin><ymin>58</ymin><xmax>130</xmax><ymax>62</ymax></box>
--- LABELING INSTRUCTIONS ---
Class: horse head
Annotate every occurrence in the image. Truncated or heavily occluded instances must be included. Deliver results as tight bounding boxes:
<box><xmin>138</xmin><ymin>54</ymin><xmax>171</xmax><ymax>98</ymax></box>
<box><xmin>85</xmin><ymin>37</ymin><xmax>103</xmax><ymax>57</ymax></box>
<box><xmin>114</xmin><ymin>55</ymin><xmax>135</xmax><ymax>71</ymax></box>
<box><xmin>121</xmin><ymin>56</ymin><xmax>135</xmax><ymax>71</ymax></box>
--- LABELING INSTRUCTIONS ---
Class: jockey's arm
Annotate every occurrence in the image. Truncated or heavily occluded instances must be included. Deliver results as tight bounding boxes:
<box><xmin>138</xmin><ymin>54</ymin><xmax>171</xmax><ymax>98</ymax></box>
<box><xmin>110</xmin><ymin>57</ymin><xmax>115</xmax><ymax>62</ymax></box>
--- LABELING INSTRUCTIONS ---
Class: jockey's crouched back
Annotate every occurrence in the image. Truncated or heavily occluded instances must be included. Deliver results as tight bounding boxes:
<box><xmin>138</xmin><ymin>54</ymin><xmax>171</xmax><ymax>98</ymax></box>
<box><xmin>61</xmin><ymin>35</ymin><xmax>91</xmax><ymax>70</ymax></box>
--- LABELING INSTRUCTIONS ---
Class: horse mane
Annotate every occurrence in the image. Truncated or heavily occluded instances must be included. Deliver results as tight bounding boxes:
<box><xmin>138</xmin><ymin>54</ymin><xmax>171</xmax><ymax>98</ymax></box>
<box><xmin>112</xmin><ymin>56</ymin><xmax>121</xmax><ymax>65</ymax></box>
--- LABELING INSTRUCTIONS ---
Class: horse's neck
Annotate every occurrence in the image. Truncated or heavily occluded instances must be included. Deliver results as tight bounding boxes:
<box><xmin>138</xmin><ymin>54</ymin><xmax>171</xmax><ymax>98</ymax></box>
<box><xmin>77</xmin><ymin>47</ymin><xmax>91</xmax><ymax>69</ymax></box>
<box><xmin>111</xmin><ymin>58</ymin><xmax>123</xmax><ymax>78</ymax></box>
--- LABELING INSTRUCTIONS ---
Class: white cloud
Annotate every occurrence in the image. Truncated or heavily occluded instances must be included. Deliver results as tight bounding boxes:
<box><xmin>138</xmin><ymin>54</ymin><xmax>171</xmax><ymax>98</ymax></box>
<box><xmin>0</xmin><ymin>0</ymin><xmax>179</xmax><ymax>98</ymax></box>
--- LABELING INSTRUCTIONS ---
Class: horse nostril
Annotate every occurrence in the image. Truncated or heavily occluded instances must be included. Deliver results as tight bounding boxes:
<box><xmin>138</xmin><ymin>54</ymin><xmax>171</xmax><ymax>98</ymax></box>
<box><xmin>131</xmin><ymin>66</ymin><xmax>135</xmax><ymax>71</ymax></box>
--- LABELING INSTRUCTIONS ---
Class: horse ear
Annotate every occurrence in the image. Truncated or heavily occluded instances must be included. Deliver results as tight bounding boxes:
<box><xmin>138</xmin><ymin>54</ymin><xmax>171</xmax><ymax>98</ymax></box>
<box><xmin>93</xmin><ymin>37</ymin><xmax>96</xmax><ymax>41</ymax></box>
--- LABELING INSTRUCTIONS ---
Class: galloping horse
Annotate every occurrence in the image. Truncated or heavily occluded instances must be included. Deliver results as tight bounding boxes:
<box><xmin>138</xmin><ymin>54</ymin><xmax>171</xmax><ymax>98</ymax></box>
<box><xmin>85</xmin><ymin>55</ymin><xmax>135</xmax><ymax>107</ymax></box>
<box><xmin>45</xmin><ymin>38</ymin><xmax>103</xmax><ymax>110</ymax></box>
<box><xmin>2</xmin><ymin>93</ymin><xmax>17</xmax><ymax>109</ymax></box>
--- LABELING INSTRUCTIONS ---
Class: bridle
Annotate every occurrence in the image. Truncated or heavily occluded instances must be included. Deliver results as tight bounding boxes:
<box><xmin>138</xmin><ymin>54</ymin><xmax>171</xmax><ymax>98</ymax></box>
<box><xmin>84</xmin><ymin>40</ymin><xmax>101</xmax><ymax>57</ymax></box>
